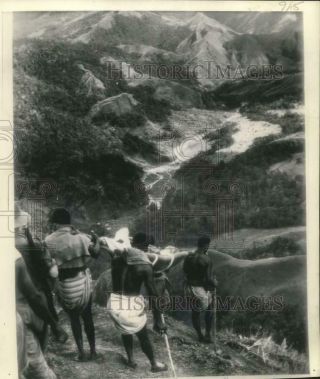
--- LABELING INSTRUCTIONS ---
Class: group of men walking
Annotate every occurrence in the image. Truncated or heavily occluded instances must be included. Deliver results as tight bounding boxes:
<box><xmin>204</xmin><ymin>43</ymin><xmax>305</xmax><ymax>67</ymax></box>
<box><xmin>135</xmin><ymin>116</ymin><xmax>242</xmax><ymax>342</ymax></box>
<box><xmin>15</xmin><ymin>205</ymin><xmax>217</xmax><ymax>379</ymax></box>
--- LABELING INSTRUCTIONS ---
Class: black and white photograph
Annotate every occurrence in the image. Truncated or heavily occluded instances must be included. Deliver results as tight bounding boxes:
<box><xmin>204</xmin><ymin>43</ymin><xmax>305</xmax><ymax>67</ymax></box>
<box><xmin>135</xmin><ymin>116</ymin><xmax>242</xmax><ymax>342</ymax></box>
<box><xmin>1</xmin><ymin>2</ymin><xmax>319</xmax><ymax>378</ymax></box>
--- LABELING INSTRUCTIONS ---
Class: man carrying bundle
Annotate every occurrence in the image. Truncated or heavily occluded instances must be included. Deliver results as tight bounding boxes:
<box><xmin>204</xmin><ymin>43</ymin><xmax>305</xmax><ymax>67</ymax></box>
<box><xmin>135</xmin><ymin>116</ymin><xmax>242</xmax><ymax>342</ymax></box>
<box><xmin>107</xmin><ymin>232</ymin><xmax>168</xmax><ymax>373</ymax></box>
<box><xmin>15</xmin><ymin>203</ymin><xmax>59</xmax><ymax>344</ymax></box>
<box><xmin>45</xmin><ymin>208</ymin><xmax>100</xmax><ymax>361</ymax></box>
<box><xmin>183</xmin><ymin>235</ymin><xmax>218</xmax><ymax>343</ymax></box>
<box><xmin>15</xmin><ymin>208</ymin><xmax>68</xmax><ymax>379</ymax></box>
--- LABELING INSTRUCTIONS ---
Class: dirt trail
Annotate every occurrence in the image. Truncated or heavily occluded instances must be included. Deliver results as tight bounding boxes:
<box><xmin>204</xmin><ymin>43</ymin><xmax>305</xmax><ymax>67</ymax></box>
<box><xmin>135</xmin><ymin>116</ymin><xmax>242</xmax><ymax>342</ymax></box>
<box><xmin>46</xmin><ymin>304</ymin><xmax>301</xmax><ymax>379</ymax></box>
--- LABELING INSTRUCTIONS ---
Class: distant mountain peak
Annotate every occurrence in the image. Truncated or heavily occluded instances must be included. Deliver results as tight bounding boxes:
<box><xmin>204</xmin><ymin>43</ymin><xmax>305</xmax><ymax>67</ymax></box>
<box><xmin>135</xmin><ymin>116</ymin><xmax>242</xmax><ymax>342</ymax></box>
<box><xmin>210</xmin><ymin>12</ymin><xmax>301</xmax><ymax>34</ymax></box>
<box><xmin>177</xmin><ymin>12</ymin><xmax>238</xmax><ymax>80</ymax></box>
<box><xmin>187</xmin><ymin>12</ymin><xmax>238</xmax><ymax>35</ymax></box>
<box><xmin>159</xmin><ymin>13</ymin><xmax>186</xmax><ymax>27</ymax></box>
<box><xmin>115</xmin><ymin>10</ymin><xmax>143</xmax><ymax>19</ymax></box>
<box><xmin>96</xmin><ymin>12</ymin><xmax>115</xmax><ymax>30</ymax></box>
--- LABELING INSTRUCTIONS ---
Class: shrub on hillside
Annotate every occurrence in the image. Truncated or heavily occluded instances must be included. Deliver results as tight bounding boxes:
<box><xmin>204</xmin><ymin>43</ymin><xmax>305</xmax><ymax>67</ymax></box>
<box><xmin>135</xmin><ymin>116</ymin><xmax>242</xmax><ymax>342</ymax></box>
<box><xmin>241</xmin><ymin>105</ymin><xmax>304</xmax><ymax>135</ymax></box>
<box><xmin>205</xmin><ymin>122</ymin><xmax>237</xmax><ymax>150</ymax></box>
<box><xmin>91</xmin><ymin>109</ymin><xmax>146</xmax><ymax>128</ymax></box>
<box><xmin>129</xmin><ymin>85</ymin><xmax>172</xmax><ymax>122</ymax></box>
<box><xmin>229</xmin><ymin>237</ymin><xmax>305</xmax><ymax>260</ymax></box>
<box><xmin>15</xmin><ymin>107</ymin><xmax>147</xmax><ymax>210</ymax></box>
<box><xmin>122</xmin><ymin>133</ymin><xmax>158</xmax><ymax>162</ymax></box>
<box><xmin>218</xmin><ymin>304</ymin><xmax>308</xmax><ymax>353</ymax></box>
<box><xmin>15</xmin><ymin>39</ymin><xmax>129</xmax><ymax>117</ymax></box>
<box><xmin>203</xmin><ymin>74</ymin><xmax>303</xmax><ymax>109</ymax></box>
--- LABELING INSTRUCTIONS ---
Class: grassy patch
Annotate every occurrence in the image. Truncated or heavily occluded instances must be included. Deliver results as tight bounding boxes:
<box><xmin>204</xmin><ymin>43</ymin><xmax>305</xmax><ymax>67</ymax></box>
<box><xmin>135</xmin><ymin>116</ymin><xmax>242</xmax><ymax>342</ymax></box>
<box><xmin>228</xmin><ymin>236</ymin><xmax>305</xmax><ymax>260</ymax></box>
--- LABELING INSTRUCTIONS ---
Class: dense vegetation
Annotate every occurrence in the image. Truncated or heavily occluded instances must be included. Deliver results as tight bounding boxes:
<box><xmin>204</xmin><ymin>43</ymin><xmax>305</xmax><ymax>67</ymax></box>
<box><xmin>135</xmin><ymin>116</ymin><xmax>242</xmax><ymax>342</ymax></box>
<box><xmin>203</xmin><ymin>74</ymin><xmax>303</xmax><ymax>109</ymax></box>
<box><xmin>14</xmin><ymin>40</ymin><xmax>149</xmax><ymax>217</ymax></box>
<box><xmin>129</xmin><ymin>85</ymin><xmax>173</xmax><ymax>122</ymax></box>
<box><xmin>217</xmin><ymin>303</ymin><xmax>308</xmax><ymax>352</ymax></box>
<box><xmin>156</xmin><ymin>133</ymin><xmax>305</xmax><ymax>245</ymax></box>
<box><xmin>14</xmin><ymin>32</ymin><xmax>305</xmax><ymax>231</ymax></box>
<box><xmin>224</xmin><ymin>31</ymin><xmax>303</xmax><ymax>74</ymax></box>
<box><xmin>228</xmin><ymin>237</ymin><xmax>305</xmax><ymax>260</ymax></box>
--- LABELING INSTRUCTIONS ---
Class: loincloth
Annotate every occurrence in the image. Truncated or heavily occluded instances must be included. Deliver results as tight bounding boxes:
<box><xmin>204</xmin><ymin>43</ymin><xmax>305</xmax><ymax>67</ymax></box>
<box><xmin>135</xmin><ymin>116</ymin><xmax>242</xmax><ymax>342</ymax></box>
<box><xmin>185</xmin><ymin>285</ymin><xmax>212</xmax><ymax>311</ymax></box>
<box><xmin>107</xmin><ymin>293</ymin><xmax>147</xmax><ymax>335</ymax></box>
<box><xmin>57</xmin><ymin>268</ymin><xmax>92</xmax><ymax>313</ymax></box>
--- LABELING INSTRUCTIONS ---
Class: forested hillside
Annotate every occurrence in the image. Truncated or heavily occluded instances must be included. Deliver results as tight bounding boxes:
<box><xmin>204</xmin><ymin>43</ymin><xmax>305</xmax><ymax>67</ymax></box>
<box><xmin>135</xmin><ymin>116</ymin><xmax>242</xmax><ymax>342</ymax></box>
<box><xmin>13</xmin><ymin>11</ymin><xmax>308</xmax><ymax>376</ymax></box>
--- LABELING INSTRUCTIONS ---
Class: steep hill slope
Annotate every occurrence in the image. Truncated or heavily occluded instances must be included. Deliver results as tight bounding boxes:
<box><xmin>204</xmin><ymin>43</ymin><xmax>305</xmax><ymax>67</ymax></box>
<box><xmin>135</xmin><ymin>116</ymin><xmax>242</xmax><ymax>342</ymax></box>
<box><xmin>203</xmin><ymin>73</ymin><xmax>303</xmax><ymax>108</ymax></box>
<box><xmin>169</xmin><ymin>250</ymin><xmax>306</xmax><ymax>305</ymax></box>
<box><xmin>177</xmin><ymin>12</ymin><xmax>239</xmax><ymax>63</ymax></box>
<box><xmin>46</xmin><ymin>303</ymin><xmax>308</xmax><ymax>378</ymax></box>
<box><xmin>214</xmin><ymin>226</ymin><xmax>306</xmax><ymax>254</ymax></box>
<box><xmin>224</xmin><ymin>30</ymin><xmax>303</xmax><ymax>73</ymax></box>
<box><xmin>94</xmin><ymin>247</ymin><xmax>307</xmax><ymax>353</ymax></box>
<box><xmin>160</xmin><ymin>126</ymin><xmax>305</xmax><ymax>243</ymax></box>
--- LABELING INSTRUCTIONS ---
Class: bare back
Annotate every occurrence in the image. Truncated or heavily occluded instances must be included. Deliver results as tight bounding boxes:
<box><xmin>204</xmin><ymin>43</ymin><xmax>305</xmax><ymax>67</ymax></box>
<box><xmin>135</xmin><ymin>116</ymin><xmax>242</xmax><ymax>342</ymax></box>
<box><xmin>111</xmin><ymin>256</ymin><xmax>159</xmax><ymax>297</ymax></box>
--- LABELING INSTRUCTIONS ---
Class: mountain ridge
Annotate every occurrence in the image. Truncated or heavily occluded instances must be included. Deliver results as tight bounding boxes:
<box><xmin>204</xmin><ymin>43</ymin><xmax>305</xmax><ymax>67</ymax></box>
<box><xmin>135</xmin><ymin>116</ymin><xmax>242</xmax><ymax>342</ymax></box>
<box><xmin>14</xmin><ymin>11</ymin><xmax>303</xmax><ymax>81</ymax></box>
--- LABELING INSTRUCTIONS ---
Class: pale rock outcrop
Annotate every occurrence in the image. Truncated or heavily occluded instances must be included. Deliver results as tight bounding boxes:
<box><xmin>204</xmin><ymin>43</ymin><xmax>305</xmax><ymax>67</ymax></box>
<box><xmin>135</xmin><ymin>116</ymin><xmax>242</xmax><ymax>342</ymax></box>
<box><xmin>90</xmin><ymin>92</ymin><xmax>138</xmax><ymax>119</ymax></box>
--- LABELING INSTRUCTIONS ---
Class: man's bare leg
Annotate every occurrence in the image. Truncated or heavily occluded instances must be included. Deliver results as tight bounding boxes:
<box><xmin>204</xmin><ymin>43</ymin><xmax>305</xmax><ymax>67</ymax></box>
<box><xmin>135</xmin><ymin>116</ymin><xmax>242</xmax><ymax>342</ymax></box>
<box><xmin>121</xmin><ymin>334</ymin><xmax>137</xmax><ymax>368</ymax></box>
<box><xmin>204</xmin><ymin>302</ymin><xmax>214</xmax><ymax>343</ymax></box>
<box><xmin>136</xmin><ymin>326</ymin><xmax>167</xmax><ymax>372</ymax></box>
<box><xmin>81</xmin><ymin>298</ymin><xmax>97</xmax><ymax>359</ymax></box>
<box><xmin>192</xmin><ymin>309</ymin><xmax>205</xmax><ymax>342</ymax></box>
<box><xmin>69</xmin><ymin>312</ymin><xmax>85</xmax><ymax>361</ymax></box>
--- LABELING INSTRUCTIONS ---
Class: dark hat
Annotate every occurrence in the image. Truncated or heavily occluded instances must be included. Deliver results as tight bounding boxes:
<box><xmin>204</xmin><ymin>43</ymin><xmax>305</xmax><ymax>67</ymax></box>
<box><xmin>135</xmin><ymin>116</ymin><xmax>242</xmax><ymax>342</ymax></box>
<box><xmin>49</xmin><ymin>208</ymin><xmax>71</xmax><ymax>225</ymax></box>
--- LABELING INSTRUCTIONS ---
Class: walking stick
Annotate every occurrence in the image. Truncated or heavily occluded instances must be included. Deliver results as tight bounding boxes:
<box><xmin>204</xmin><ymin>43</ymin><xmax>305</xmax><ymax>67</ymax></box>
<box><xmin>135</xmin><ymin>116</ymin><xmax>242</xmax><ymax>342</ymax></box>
<box><xmin>212</xmin><ymin>288</ymin><xmax>217</xmax><ymax>351</ymax></box>
<box><xmin>160</xmin><ymin>314</ymin><xmax>177</xmax><ymax>378</ymax></box>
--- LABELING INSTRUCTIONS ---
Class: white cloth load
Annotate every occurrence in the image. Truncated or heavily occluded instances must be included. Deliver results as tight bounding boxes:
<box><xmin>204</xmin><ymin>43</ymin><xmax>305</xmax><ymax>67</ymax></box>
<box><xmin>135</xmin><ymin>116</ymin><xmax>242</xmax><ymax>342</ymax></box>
<box><xmin>99</xmin><ymin>227</ymin><xmax>177</xmax><ymax>273</ymax></box>
<box><xmin>99</xmin><ymin>227</ymin><xmax>132</xmax><ymax>253</ymax></box>
<box><xmin>107</xmin><ymin>293</ymin><xmax>147</xmax><ymax>335</ymax></box>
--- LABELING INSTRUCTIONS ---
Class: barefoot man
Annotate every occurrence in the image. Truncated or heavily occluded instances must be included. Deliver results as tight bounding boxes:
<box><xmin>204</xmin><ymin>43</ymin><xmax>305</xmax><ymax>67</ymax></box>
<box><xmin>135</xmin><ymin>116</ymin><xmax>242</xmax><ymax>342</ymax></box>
<box><xmin>45</xmin><ymin>208</ymin><xmax>100</xmax><ymax>361</ymax></box>
<box><xmin>15</xmin><ymin>208</ymin><xmax>67</xmax><ymax>379</ymax></box>
<box><xmin>183</xmin><ymin>236</ymin><xmax>218</xmax><ymax>343</ymax></box>
<box><xmin>107</xmin><ymin>232</ymin><xmax>168</xmax><ymax>373</ymax></box>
